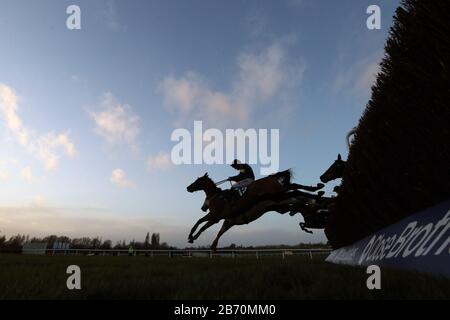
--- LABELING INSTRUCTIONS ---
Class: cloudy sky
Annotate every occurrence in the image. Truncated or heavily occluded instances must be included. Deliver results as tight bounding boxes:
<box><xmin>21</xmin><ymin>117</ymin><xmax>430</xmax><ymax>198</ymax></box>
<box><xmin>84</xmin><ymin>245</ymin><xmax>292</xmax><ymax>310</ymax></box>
<box><xmin>0</xmin><ymin>0</ymin><xmax>400</xmax><ymax>247</ymax></box>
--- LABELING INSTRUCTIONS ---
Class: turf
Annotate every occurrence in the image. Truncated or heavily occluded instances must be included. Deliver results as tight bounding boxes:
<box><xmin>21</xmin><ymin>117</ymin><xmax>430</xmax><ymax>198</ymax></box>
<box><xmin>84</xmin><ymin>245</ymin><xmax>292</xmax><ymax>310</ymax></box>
<box><xmin>0</xmin><ymin>253</ymin><xmax>449</xmax><ymax>299</ymax></box>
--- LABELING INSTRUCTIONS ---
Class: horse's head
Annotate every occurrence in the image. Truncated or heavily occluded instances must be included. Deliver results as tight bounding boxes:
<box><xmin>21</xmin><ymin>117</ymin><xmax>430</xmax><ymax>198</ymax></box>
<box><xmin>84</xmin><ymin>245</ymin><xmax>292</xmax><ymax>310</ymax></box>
<box><xmin>187</xmin><ymin>173</ymin><xmax>214</xmax><ymax>193</ymax></box>
<box><xmin>320</xmin><ymin>154</ymin><xmax>346</xmax><ymax>183</ymax></box>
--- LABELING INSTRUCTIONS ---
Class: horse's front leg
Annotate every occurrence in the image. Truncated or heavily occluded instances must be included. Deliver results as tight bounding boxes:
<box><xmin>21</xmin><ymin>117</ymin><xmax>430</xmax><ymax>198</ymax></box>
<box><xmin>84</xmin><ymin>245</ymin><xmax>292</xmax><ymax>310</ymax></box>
<box><xmin>192</xmin><ymin>219</ymin><xmax>219</xmax><ymax>242</ymax></box>
<box><xmin>188</xmin><ymin>214</ymin><xmax>210</xmax><ymax>243</ymax></box>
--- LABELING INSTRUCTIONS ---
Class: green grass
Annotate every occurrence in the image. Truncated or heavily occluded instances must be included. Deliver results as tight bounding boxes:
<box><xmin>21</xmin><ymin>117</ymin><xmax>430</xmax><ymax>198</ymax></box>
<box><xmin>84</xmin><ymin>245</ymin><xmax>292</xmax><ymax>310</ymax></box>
<box><xmin>0</xmin><ymin>254</ymin><xmax>449</xmax><ymax>299</ymax></box>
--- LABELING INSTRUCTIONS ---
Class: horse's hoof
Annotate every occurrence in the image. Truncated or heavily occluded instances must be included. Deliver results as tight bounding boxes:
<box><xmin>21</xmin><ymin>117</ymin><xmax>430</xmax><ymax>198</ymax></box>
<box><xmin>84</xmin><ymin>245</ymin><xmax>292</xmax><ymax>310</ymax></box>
<box><xmin>188</xmin><ymin>238</ymin><xmax>194</xmax><ymax>244</ymax></box>
<box><xmin>317</xmin><ymin>183</ymin><xmax>325</xmax><ymax>189</ymax></box>
<box><xmin>300</xmin><ymin>222</ymin><xmax>314</xmax><ymax>234</ymax></box>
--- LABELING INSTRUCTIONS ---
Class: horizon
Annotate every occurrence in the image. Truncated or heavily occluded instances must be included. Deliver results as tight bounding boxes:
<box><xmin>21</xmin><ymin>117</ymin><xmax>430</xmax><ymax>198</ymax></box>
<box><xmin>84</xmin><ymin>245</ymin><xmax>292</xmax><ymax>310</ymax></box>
<box><xmin>5</xmin><ymin>232</ymin><xmax>331</xmax><ymax>249</ymax></box>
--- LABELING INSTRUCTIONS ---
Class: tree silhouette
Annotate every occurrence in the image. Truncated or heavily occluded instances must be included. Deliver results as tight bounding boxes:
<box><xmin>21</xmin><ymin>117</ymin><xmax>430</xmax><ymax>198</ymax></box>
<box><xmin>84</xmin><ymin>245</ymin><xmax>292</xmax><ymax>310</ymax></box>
<box><xmin>151</xmin><ymin>233</ymin><xmax>160</xmax><ymax>248</ymax></box>
<box><xmin>144</xmin><ymin>232</ymin><xmax>150</xmax><ymax>249</ymax></box>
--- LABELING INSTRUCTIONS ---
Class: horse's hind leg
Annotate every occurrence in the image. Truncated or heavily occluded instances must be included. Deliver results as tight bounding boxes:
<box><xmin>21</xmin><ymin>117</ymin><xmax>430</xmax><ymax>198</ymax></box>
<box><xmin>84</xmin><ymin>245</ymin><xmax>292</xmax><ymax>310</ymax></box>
<box><xmin>285</xmin><ymin>189</ymin><xmax>323</xmax><ymax>200</ymax></box>
<box><xmin>300</xmin><ymin>222</ymin><xmax>313</xmax><ymax>234</ymax></box>
<box><xmin>210</xmin><ymin>219</ymin><xmax>234</xmax><ymax>251</ymax></box>
<box><xmin>290</xmin><ymin>183</ymin><xmax>324</xmax><ymax>192</ymax></box>
<box><xmin>188</xmin><ymin>214</ymin><xmax>210</xmax><ymax>242</ymax></box>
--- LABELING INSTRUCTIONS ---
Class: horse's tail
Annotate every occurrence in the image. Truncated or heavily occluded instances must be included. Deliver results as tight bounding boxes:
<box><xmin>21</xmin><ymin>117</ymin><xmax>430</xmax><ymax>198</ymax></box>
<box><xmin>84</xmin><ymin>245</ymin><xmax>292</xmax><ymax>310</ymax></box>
<box><xmin>270</xmin><ymin>169</ymin><xmax>293</xmax><ymax>185</ymax></box>
<box><xmin>346</xmin><ymin>127</ymin><xmax>357</xmax><ymax>150</ymax></box>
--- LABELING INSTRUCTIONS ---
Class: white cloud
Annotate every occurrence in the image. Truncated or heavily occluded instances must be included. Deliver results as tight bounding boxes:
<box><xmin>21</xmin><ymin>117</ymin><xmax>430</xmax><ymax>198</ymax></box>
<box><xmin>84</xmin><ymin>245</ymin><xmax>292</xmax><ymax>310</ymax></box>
<box><xmin>147</xmin><ymin>152</ymin><xmax>172</xmax><ymax>172</ymax></box>
<box><xmin>0</xmin><ymin>157</ymin><xmax>18</xmax><ymax>166</ymax></box>
<box><xmin>36</xmin><ymin>132</ymin><xmax>76</xmax><ymax>171</ymax></box>
<box><xmin>101</xmin><ymin>0</ymin><xmax>120</xmax><ymax>31</ymax></box>
<box><xmin>110</xmin><ymin>168</ymin><xmax>134</xmax><ymax>188</ymax></box>
<box><xmin>20</xmin><ymin>166</ymin><xmax>33</xmax><ymax>182</ymax></box>
<box><xmin>31</xmin><ymin>195</ymin><xmax>48</xmax><ymax>207</ymax></box>
<box><xmin>236</xmin><ymin>43</ymin><xmax>285</xmax><ymax>104</ymax></box>
<box><xmin>289</xmin><ymin>0</ymin><xmax>304</xmax><ymax>7</ymax></box>
<box><xmin>352</xmin><ymin>61</ymin><xmax>380</xmax><ymax>96</ymax></box>
<box><xmin>89</xmin><ymin>92</ymin><xmax>140</xmax><ymax>149</ymax></box>
<box><xmin>0</xmin><ymin>169</ymin><xmax>10</xmax><ymax>182</ymax></box>
<box><xmin>245</xmin><ymin>11</ymin><xmax>267</xmax><ymax>38</ymax></box>
<box><xmin>158</xmin><ymin>41</ymin><xmax>301</xmax><ymax>126</ymax></box>
<box><xmin>159</xmin><ymin>73</ymin><xmax>203</xmax><ymax>114</ymax></box>
<box><xmin>0</xmin><ymin>84</ymin><xmax>28</xmax><ymax>146</ymax></box>
<box><xmin>332</xmin><ymin>53</ymin><xmax>381</xmax><ymax>99</ymax></box>
<box><xmin>0</xmin><ymin>83</ymin><xmax>76</xmax><ymax>171</ymax></box>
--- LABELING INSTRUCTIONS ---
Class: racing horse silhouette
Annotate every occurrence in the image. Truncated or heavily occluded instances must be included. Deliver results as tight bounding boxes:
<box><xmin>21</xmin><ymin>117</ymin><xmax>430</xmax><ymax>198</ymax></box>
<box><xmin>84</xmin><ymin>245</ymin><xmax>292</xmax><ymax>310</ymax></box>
<box><xmin>186</xmin><ymin>170</ymin><xmax>324</xmax><ymax>249</ymax></box>
<box><xmin>290</xmin><ymin>154</ymin><xmax>346</xmax><ymax>233</ymax></box>
<box><xmin>320</xmin><ymin>154</ymin><xmax>346</xmax><ymax>183</ymax></box>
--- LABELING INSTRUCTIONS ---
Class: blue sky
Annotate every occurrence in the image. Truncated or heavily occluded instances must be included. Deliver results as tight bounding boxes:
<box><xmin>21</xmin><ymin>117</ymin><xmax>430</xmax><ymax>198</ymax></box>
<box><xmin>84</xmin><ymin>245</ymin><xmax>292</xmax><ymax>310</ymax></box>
<box><xmin>0</xmin><ymin>0</ymin><xmax>400</xmax><ymax>247</ymax></box>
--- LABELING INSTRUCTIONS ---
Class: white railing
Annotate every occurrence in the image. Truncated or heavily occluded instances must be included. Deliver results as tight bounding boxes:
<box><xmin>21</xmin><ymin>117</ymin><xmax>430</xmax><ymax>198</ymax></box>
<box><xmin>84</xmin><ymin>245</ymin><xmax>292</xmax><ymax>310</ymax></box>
<box><xmin>21</xmin><ymin>248</ymin><xmax>332</xmax><ymax>259</ymax></box>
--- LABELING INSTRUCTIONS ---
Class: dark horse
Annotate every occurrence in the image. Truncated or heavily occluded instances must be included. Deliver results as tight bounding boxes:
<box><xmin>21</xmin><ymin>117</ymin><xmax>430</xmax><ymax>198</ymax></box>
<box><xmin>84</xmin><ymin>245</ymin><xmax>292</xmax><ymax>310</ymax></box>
<box><xmin>289</xmin><ymin>154</ymin><xmax>346</xmax><ymax>233</ymax></box>
<box><xmin>186</xmin><ymin>171</ymin><xmax>324</xmax><ymax>249</ymax></box>
<box><xmin>289</xmin><ymin>196</ymin><xmax>333</xmax><ymax>234</ymax></box>
<box><xmin>320</xmin><ymin>154</ymin><xmax>346</xmax><ymax>183</ymax></box>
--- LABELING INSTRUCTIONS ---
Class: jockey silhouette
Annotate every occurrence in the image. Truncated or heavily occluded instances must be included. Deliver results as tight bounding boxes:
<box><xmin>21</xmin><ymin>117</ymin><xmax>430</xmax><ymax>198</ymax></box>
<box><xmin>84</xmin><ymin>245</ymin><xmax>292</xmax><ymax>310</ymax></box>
<box><xmin>228</xmin><ymin>159</ymin><xmax>255</xmax><ymax>193</ymax></box>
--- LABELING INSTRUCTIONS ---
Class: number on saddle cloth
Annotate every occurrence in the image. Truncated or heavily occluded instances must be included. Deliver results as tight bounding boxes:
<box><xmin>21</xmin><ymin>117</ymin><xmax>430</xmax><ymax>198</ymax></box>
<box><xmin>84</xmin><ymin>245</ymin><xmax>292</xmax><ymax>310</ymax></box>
<box><xmin>237</xmin><ymin>187</ymin><xmax>247</xmax><ymax>197</ymax></box>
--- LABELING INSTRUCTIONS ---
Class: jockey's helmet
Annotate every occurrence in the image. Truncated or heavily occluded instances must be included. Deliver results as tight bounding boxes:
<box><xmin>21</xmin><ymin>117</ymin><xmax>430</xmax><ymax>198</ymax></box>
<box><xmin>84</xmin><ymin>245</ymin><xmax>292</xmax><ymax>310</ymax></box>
<box><xmin>231</xmin><ymin>159</ymin><xmax>241</xmax><ymax>168</ymax></box>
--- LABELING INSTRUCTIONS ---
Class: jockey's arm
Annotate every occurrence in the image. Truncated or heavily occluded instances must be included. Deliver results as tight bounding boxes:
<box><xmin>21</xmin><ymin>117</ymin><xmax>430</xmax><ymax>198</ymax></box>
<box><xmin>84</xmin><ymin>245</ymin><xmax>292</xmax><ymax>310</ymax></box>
<box><xmin>228</xmin><ymin>172</ymin><xmax>245</xmax><ymax>182</ymax></box>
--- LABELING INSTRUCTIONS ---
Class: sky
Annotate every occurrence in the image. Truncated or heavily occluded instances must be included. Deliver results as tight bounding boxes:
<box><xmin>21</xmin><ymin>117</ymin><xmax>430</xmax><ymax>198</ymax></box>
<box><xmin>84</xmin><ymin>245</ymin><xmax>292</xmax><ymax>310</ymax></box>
<box><xmin>0</xmin><ymin>0</ymin><xmax>401</xmax><ymax>247</ymax></box>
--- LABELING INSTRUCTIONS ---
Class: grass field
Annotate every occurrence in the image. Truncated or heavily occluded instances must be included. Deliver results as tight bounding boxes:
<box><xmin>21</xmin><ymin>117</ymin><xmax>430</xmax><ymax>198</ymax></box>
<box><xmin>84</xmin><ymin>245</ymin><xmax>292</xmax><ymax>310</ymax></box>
<box><xmin>0</xmin><ymin>253</ymin><xmax>449</xmax><ymax>300</ymax></box>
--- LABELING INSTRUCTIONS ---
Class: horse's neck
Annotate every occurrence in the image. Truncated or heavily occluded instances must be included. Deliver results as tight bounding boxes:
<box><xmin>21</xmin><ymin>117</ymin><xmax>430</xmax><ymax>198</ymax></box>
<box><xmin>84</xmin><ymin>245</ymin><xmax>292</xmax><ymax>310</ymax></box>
<box><xmin>338</xmin><ymin>161</ymin><xmax>346</xmax><ymax>174</ymax></box>
<box><xmin>204</xmin><ymin>182</ymin><xmax>220</xmax><ymax>198</ymax></box>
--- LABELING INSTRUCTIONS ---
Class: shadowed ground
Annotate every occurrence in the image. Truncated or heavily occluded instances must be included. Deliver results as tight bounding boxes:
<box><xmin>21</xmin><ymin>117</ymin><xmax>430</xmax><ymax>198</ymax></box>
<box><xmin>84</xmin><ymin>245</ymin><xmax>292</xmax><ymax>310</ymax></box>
<box><xmin>0</xmin><ymin>254</ymin><xmax>449</xmax><ymax>299</ymax></box>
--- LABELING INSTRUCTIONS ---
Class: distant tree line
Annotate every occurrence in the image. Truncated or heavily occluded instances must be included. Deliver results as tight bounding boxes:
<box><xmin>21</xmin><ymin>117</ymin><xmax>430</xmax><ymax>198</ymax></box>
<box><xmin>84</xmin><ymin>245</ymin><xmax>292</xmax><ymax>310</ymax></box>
<box><xmin>0</xmin><ymin>231</ymin><xmax>329</xmax><ymax>252</ymax></box>
<box><xmin>185</xmin><ymin>242</ymin><xmax>330</xmax><ymax>250</ymax></box>
<box><xmin>0</xmin><ymin>231</ymin><xmax>173</xmax><ymax>252</ymax></box>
